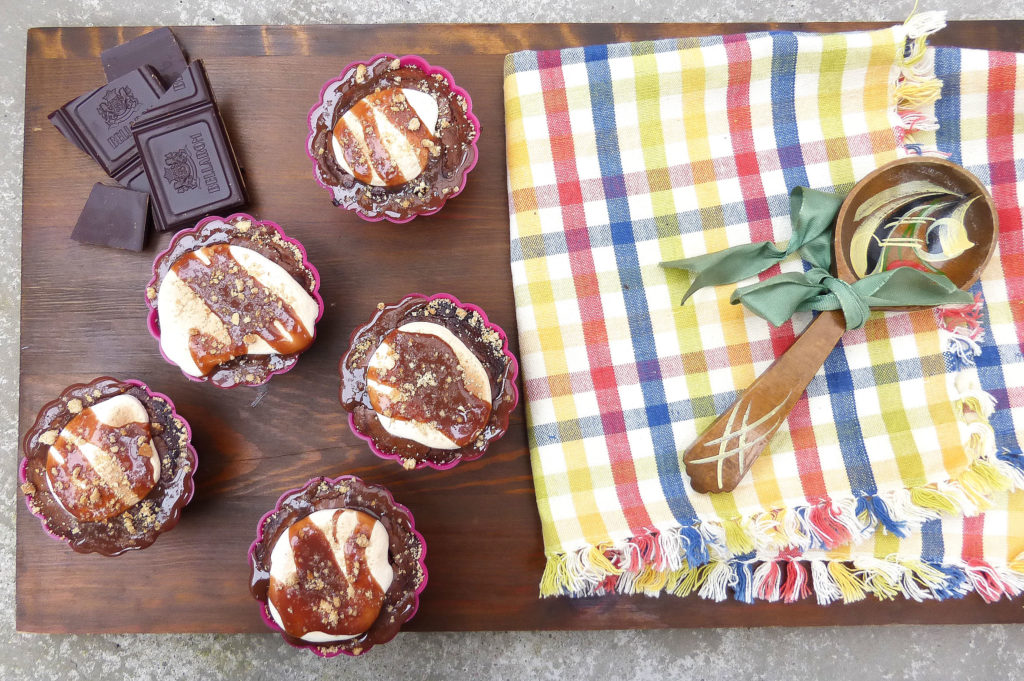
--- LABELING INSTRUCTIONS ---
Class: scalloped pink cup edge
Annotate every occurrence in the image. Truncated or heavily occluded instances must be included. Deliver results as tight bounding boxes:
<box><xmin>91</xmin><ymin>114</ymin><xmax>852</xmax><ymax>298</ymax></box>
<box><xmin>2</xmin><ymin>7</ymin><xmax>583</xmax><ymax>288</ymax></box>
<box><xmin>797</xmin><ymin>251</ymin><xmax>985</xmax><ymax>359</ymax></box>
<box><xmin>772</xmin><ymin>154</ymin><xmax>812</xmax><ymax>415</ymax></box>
<box><xmin>145</xmin><ymin>213</ymin><xmax>326</xmax><ymax>388</ymax></box>
<box><xmin>246</xmin><ymin>474</ymin><xmax>429</xmax><ymax>658</ymax></box>
<box><xmin>19</xmin><ymin>377</ymin><xmax>199</xmax><ymax>556</ymax></box>
<box><xmin>305</xmin><ymin>54</ymin><xmax>481</xmax><ymax>224</ymax></box>
<box><xmin>343</xmin><ymin>292</ymin><xmax>521</xmax><ymax>471</ymax></box>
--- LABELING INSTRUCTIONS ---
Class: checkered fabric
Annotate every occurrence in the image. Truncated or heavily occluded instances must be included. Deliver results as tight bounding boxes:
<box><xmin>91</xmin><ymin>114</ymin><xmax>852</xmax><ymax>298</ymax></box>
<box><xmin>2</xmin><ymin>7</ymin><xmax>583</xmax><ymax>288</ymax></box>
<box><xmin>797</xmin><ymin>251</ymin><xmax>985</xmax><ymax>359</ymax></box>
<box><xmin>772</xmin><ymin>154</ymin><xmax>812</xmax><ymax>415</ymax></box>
<box><xmin>506</xmin><ymin>18</ymin><xmax>1024</xmax><ymax>601</ymax></box>
<box><xmin>803</xmin><ymin>46</ymin><xmax>1024</xmax><ymax>605</ymax></box>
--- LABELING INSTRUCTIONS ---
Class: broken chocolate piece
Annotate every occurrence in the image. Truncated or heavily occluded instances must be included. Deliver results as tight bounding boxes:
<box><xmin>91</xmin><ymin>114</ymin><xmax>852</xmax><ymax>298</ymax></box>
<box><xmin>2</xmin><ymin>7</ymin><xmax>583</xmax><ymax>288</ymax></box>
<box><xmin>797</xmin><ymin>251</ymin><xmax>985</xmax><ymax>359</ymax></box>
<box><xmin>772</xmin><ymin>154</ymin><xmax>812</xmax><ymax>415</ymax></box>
<box><xmin>134</xmin><ymin>60</ymin><xmax>214</xmax><ymax>124</ymax></box>
<box><xmin>71</xmin><ymin>183</ymin><xmax>149</xmax><ymax>251</ymax></box>
<box><xmin>101</xmin><ymin>27</ymin><xmax>188</xmax><ymax>87</ymax></box>
<box><xmin>48</xmin><ymin>67</ymin><xmax>165</xmax><ymax>176</ymax></box>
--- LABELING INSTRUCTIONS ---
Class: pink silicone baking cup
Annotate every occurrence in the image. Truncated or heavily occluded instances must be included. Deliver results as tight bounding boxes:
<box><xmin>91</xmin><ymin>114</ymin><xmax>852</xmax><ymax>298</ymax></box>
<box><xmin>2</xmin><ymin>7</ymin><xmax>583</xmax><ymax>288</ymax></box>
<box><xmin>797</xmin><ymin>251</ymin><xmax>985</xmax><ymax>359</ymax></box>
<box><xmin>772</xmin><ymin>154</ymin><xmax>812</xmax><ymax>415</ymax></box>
<box><xmin>306</xmin><ymin>54</ymin><xmax>481</xmax><ymax>223</ymax></box>
<box><xmin>342</xmin><ymin>292</ymin><xmax>520</xmax><ymax>471</ymax></box>
<box><xmin>247</xmin><ymin>475</ymin><xmax>428</xmax><ymax>657</ymax></box>
<box><xmin>19</xmin><ymin>376</ymin><xmax>198</xmax><ymax>556</ymax></box>
<box><xmin>145</xmin><ymin>213</ymin><xmax>326</xmax><ymax>388</ymax></box>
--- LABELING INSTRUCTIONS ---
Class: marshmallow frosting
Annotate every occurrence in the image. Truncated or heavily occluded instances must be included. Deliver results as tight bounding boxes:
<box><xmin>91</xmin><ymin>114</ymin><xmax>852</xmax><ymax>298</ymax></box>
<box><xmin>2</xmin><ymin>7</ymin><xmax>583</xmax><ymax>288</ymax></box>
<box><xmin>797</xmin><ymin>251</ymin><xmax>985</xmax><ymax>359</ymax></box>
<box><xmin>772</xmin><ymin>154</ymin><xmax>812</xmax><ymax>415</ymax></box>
<box><xmin>157</xmin><ymin>242</ymin><xmax>319</xmax><ymax>377</ymax></box>
<box><xmin>332</xmin><ymin>87</ymin><xmax>440</xmax><ymax>187</ymax></box>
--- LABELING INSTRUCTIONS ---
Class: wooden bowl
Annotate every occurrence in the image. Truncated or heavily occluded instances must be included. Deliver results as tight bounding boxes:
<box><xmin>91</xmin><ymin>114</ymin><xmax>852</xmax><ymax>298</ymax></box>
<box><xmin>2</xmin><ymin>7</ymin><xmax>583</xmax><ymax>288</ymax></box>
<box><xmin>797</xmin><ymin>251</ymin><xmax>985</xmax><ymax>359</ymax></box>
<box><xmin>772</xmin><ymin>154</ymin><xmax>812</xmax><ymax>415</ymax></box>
<box><xmin>834</xmin><ymin>157</ymin><xmax>998</xmax><ymax>304</ymax></box>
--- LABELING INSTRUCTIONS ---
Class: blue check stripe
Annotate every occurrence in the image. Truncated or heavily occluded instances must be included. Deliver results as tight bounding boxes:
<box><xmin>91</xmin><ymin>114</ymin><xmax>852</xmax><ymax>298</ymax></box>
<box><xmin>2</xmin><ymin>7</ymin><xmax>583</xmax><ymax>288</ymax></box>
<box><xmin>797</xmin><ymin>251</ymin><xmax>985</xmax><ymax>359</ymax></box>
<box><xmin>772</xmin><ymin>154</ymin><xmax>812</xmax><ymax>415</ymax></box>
<box><xmin>769</xmin><ymin>32</ymin><xmax>811</xmax><ymax>191</ymax></box>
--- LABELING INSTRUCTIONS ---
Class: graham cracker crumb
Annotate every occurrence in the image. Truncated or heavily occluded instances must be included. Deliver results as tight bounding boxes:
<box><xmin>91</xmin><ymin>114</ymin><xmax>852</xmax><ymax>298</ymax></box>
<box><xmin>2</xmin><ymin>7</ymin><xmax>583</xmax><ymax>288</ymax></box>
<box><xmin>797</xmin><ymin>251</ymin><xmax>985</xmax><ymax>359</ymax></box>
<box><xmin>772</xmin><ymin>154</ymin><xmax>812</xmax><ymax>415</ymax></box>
<box><xmin>355</xmin><ymin>64</ymin><xmax>367</xmax><ymax>83</ymax></box>
<box><xmin>390</xmin><ymin>58</ymin><xmax>401</xmax><ymax>69</ymax></box>
<box><xmin>20</xmin><ymin>482</ymin><xmax>35</xmax><ymax>496</ymax></box>
<box><xmin>67</xmin><ymin>399</ymin><xmax>83</xmax><ymax>414</ymax></box>
<box><xmin>38</xmin><ymin>430</ymin><xmax>58</xmax><ymax>446</ymax></box>
<box><xmin>402</xmin><ymin>458</ymin><xmax>417</xmax><ymax>470</ymax></box>
<box><xmin>377</xmin><ymin>302</ymin><xmax>386</xmax><ymax>310</ymax></box>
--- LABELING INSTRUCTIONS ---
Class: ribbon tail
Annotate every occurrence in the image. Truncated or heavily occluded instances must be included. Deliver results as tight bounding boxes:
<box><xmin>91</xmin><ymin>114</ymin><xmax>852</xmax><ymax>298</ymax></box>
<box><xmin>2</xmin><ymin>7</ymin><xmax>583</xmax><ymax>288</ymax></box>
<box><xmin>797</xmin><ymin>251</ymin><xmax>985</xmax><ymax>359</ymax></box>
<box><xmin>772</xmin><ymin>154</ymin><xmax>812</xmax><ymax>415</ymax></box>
<box><xmin>661</xmin><ymin>241</ymin><xmax>788</xmax><ymax>304</ymax></box>
<box><xmin>790</xmin><ymin>187</ymin><xmax>845</xmax><ymax>269</ymax></box>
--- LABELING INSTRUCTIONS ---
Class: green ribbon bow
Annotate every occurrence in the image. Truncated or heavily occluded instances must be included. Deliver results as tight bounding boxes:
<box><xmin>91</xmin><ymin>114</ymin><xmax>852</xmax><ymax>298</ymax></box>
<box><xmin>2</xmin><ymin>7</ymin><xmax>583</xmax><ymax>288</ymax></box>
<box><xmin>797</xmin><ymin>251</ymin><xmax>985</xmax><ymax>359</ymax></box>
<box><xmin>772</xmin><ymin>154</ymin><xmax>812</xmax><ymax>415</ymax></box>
<box><xmin>660</xmin><ymin>187</ymin><xmax>974</xmax><ymax>329</ymax></box>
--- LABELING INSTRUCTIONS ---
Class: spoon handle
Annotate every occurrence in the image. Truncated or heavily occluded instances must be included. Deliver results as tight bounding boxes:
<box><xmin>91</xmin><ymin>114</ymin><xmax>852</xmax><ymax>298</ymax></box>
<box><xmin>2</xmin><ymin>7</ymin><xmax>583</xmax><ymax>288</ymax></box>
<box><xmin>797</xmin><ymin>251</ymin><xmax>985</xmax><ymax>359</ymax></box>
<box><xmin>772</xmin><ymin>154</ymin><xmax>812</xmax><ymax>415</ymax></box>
<box><xmin>683</xmin><ymin>309</ymin><xmax>847</xmax><ymax>494</ymax></box>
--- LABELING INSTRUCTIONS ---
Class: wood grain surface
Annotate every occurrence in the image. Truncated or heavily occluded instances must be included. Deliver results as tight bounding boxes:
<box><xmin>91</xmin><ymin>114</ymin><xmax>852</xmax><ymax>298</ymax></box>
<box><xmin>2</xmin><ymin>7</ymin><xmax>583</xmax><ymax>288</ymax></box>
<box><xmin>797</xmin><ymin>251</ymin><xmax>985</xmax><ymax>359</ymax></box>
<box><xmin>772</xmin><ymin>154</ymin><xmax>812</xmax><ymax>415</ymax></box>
<box><xmin>17</xmin><ymin>22</ymin><xmax>1024</xmax><ymax>634</ymax></box>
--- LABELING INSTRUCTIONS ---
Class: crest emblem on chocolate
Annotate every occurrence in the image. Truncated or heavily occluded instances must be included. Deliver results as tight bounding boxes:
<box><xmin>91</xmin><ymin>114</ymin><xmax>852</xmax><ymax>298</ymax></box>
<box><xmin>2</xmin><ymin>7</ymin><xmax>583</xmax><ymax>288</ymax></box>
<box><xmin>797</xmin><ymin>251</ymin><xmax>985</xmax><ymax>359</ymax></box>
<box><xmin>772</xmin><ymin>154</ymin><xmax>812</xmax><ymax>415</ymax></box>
<box><xmin>97</xmin><ymin>86</ymin><xmax>140</xmax><ymax>127</ymax></box>
<box><xmin>163</xmin><ymin>148</ymin><xmax>199</xmax><ymax>193</ymax></box>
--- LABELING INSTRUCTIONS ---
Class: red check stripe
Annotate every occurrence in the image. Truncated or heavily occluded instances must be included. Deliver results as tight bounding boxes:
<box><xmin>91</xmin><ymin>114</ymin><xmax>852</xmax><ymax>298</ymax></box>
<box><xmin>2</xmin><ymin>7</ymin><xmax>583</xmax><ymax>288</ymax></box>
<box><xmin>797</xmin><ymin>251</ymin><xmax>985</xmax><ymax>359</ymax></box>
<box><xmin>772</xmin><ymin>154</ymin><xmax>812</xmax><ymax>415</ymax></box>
<box><xmin>722</xmin><ymin>36</ymin><xmax>828</xmax><ymax>499</ymax></box>
<box><xmin>536</xmin><ymin>50</ymin><xmax>654</xmax><ymax>533</ymax></box>
<box><xmin>987</xmin><ymin>53</ymin><xmax>1024</xmax><ymax>348</ymax></box>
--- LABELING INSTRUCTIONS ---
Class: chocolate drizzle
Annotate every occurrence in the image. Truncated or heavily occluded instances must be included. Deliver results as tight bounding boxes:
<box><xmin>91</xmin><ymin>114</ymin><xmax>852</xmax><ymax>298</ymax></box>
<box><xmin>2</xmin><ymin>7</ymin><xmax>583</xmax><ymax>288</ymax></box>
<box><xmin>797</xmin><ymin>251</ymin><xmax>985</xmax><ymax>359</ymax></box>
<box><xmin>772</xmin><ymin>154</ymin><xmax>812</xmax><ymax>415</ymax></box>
<box><xmin>367</xmin><ymin>329</ymin><xmax>492</xmax><ymax>448</ymax></box>
<box><xmin>148</xmin><ymin>216</ymin><xmax>319</xmax><ymax>387</ymax></box>
<box><xmin>46</xmin><ymin>407</ymin><xmax>156</xmax><ymax>522</ymax></box>
<box><xmin>310</xmin><ymin>56</ymin><xmax>477</xmax><ymax>221</ymax></box>
<box><xmin>249</xmin><ymin>477</ymin><xmax>425</xmax><ymax>657</ymax></box>
<box><xmin>20</xmin><ymin>377</ymin><xmax>196</xmax><ymax>556</ymax></box>
<box><xmin>268</xmin><ymin>510</ymin><xmax>385</xmax><ymax>639</ymax></box>
<box><xmin>340</xmin><ymin>295</ymin><xmax>517</xmax><ymax>468</ymax></box>
<box><xmin>170</xmin><ymin>243</ymin><xmax>314</xmax><ymax>376</ymax></box>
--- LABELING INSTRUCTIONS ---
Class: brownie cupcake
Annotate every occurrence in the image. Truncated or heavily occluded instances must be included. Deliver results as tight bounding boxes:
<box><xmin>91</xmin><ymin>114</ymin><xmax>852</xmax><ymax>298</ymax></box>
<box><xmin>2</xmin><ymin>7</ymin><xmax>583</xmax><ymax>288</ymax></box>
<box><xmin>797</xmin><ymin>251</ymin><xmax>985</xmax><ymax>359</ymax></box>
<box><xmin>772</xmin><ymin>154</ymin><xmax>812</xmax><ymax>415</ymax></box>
<box><xmin>307</xmin><ymin>54</ymin><xmax>480</xmax><ymax>222</ymax></box>
<box><xmin>19</xmin><ymin>377</ymin><xmax>197</xmax><ymax>556</ymax></box>
<box><xmin>146</xmin><ymin>213</ymin><xmax>324</xmax><ymax>388</ymax></box>
<box><xmin>339</xmin><ymin>294</ymin><xmax>519</xmax><ymax>470</ymax></box>
<box><xmin>248</xmin><ymin>476</ymin><xmax>427</xmax><ymax>657</ymax></box>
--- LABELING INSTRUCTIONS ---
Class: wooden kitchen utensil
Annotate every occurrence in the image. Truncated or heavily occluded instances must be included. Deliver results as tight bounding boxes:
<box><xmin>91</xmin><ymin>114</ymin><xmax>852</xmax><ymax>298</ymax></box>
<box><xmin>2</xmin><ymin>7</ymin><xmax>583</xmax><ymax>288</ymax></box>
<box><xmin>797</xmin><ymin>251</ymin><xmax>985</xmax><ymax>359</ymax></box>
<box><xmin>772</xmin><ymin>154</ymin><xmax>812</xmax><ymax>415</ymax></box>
<box><xmin>683</xmin><ymin>157</ymin><xmax>998</xmax><ymax>494</ymax></box>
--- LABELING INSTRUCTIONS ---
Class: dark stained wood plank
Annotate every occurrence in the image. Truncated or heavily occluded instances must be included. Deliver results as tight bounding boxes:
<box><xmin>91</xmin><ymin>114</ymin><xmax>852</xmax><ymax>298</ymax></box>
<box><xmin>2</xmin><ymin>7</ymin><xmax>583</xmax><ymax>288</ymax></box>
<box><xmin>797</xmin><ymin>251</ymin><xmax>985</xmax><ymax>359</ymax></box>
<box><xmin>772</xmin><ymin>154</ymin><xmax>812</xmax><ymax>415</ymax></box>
<box><xmin>17</xmin><ymin>22</ymin><xmax>1024</xmax><ymax>633</ymax></box>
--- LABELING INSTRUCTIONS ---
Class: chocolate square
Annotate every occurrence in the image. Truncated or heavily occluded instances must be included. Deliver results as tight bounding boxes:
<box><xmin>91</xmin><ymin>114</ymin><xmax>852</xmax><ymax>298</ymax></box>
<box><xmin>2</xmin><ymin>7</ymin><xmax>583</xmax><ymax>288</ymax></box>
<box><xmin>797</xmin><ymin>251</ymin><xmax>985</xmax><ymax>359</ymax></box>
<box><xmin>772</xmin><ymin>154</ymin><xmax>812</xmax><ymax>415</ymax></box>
<box><xmin>48</xmin><ymin>67</ymin><xmax>165</xmax><ymax>176</ymax></box>
<box><xmin>71</xmin><ymin>183</ymin><xmax>149</xmax><ymax>251</ymax></box>
<box><xmin>133</xmin><ymin>104</ymin><xmax>247</xmax><ymax>231</ymax></box>
<box><xmin>101</xmin><ymin>28</ymin><xmax>188</xmax><ymax>87</ymax></box>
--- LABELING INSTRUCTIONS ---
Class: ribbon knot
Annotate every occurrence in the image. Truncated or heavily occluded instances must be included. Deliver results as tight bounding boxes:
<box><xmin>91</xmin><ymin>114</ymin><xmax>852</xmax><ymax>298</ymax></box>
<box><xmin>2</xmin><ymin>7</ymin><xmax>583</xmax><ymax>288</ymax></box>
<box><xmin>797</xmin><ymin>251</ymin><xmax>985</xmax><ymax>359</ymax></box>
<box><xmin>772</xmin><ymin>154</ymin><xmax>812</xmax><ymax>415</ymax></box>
<box><xmin>660</xmin><ymin>187</ymin><xmax>974</xmax><ymax>330</ymax></box>
<box><xmin>818</xmin><ymin>271</ymin><xmax>871</xmax><ymax>329</ymax></box>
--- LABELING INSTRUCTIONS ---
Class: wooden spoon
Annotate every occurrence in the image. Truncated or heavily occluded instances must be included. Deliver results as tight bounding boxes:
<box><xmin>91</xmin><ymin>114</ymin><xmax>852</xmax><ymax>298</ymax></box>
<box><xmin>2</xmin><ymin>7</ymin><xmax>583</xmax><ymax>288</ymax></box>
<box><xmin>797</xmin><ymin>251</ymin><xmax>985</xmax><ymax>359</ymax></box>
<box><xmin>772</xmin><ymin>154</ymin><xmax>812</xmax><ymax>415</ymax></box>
<box><xmin>683</xmin><ymin>157</ymin><xmax>998</xmax><ymax>494</ymax></box>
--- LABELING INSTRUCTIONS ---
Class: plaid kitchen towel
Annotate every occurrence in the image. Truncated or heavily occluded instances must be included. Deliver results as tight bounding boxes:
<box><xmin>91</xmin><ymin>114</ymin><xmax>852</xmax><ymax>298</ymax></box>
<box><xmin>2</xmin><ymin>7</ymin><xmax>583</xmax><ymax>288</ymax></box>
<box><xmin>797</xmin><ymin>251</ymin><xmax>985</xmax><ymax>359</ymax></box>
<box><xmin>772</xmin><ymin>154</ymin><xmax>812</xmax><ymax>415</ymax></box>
<box><xmin>505</xmin><ymin>13</ymin><xmax>1024</xmax><ymax>601</ymax></box>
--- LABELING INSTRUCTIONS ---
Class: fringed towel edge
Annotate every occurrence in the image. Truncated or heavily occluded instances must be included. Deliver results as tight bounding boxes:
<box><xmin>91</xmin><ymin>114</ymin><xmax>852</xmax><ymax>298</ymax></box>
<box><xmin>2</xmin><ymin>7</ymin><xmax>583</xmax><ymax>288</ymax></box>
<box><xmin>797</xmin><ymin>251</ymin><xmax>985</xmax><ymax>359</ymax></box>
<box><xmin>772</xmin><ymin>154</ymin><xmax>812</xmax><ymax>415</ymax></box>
<box><xmin>893</xmin><ymin>10</ymin><xmax>948</xmax><ymax>157</ymax></box>
<box><xmin>540</xmin><ymin>374</ymin><xmax>1024</xmax><ymax>599</ymax></box>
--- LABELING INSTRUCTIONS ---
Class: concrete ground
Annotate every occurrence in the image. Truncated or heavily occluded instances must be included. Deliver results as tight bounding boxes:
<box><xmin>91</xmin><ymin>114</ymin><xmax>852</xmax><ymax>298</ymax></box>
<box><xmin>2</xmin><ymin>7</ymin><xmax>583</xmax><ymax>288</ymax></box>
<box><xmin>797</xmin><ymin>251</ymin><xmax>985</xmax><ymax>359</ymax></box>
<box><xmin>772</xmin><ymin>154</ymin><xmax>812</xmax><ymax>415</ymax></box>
<box><xmin>2</xmin><ymin>2</ymin><xmax>1023</xmax><ymax>679</ymax></box>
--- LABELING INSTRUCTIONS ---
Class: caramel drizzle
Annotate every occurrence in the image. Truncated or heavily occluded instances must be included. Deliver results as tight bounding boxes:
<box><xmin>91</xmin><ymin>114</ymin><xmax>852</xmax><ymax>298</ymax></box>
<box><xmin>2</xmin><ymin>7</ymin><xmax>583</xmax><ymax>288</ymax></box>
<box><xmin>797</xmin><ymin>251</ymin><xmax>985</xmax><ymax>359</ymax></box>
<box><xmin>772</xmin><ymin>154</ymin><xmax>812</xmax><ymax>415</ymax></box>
<box><xmin>46</xmin><ymin>410</ymin><xmax>155</xmax><ymax>522</ymax></box>
<box><xmin>269</xmin><ymin>511</ymin><xmax>385</xmax><ymax>638</ymax></box>
<box><xmin>367</xmin><ymin>329</ymin><xmax>492</xmax><ymax>447</ymax></box>
<box><xmin>332</xmin><ymin>87</ymin><xmax>435</xmax><ymax>187</ymax></box>
<box><xmin>171</xmin><ymin>244</ymin><xmax>313</xmax><ymax>376</ymax></box>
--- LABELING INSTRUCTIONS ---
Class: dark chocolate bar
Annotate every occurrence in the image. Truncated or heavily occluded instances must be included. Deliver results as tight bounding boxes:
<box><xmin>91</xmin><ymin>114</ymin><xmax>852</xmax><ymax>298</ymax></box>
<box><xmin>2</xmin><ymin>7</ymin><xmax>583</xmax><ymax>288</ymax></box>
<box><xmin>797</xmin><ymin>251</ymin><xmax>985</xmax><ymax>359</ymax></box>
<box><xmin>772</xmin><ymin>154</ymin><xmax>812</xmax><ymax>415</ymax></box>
<box><xmin>133</xmin><ymin>104</ymin><xmax>247</xmax><ymax>231</ymax></box>
<box><xmin>101</xmin><ymin>28</ymin><xmax>188</xmax><ymax>88</ymax></box>
<box><xmin>71</xmin><ymin>183</ymin><xmax>149</xmax><ymax>252</ymax></box>
<box><xmin>48</xmin><ymin>67</ymin><xmax>165</xmax><ymax>176</ymax></box>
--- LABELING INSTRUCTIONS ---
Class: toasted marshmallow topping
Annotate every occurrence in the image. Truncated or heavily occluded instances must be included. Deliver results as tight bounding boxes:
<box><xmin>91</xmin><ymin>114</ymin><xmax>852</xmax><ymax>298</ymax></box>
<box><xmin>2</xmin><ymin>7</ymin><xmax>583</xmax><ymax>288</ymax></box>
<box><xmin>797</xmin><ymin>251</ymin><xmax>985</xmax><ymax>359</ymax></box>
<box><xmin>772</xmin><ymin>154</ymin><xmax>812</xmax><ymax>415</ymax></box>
<box><xmin>157</xmin><ymin>242</ymin><xmax>319</xmax><ymax>377</ymax></box>
<box><xmin>267</xmin><ymin>509</ymin><xmax>393</xmax><ymax>643</ymax></box>
<box><xmin>332</xmin><ymin>87</ymin><xmax>440</xmax><ymax>187</ymax></box>
<box><xmin>367</xmin><ymin>322</ymin><xmax>491</xmax><ymax>449</ymax></box>
<box><xmin>45</xmin><ymin>394</ymin><xmax>160</xmax><ymax>522</ymax></box>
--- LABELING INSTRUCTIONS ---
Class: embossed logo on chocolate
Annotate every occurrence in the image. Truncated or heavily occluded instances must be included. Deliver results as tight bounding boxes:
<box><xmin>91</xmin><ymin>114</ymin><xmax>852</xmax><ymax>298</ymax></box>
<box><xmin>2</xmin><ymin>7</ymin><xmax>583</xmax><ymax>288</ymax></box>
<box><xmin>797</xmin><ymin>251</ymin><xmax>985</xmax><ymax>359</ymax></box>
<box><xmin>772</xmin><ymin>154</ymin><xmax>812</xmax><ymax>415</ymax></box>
<box><xmin>188</xmin><ymin>131</ymin><xmax>223</xmax><ymax>195</ymax></box>
<box><xmin>97</xmin><ymin>86</ymin><xmax>140</xmax><ymax>127</ymax></box>
<box><xmin>163</xmin><ymin>149</ymin><xmax>199</xmax><ymax>194</ymax></box>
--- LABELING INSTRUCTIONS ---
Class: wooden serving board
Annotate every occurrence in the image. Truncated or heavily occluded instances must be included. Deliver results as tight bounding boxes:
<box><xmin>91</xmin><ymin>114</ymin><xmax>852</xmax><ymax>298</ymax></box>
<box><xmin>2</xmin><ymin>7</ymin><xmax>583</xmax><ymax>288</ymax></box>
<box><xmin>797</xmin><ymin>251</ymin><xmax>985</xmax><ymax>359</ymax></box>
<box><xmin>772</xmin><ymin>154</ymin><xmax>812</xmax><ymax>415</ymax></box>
<box><xmin>18</xmin><ymin>22</ymin><xmax>1024</xmax><ymax>634</ymax></box>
